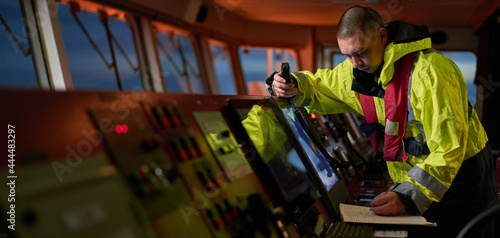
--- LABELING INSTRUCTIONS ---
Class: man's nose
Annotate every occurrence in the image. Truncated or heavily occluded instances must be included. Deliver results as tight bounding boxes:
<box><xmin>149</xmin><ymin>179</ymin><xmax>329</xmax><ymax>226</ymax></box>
<box><xmin>351</xmin><ymin>56</ymin><xmax>363</xmax><ymax>68</ymax></box>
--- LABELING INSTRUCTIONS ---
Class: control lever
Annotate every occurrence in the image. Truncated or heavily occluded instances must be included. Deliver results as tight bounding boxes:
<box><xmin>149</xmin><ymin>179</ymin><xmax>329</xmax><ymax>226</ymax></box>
<box><xmin>280</xmin><ymin>62</ymin><xmax>296</xmax><ymax>112</ymax></box>
<box><xmin>281</xmin><ymin>62</ymin><xmax>292</xmax><ymax>84</ymax></box>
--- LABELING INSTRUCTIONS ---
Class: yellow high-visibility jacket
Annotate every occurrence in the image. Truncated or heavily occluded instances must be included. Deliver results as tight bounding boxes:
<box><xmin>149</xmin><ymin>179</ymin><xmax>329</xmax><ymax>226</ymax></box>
<box><xmin>290</xmin><ymin>26</ymin><xmax>489</xmax><ymax>215</ymax></box>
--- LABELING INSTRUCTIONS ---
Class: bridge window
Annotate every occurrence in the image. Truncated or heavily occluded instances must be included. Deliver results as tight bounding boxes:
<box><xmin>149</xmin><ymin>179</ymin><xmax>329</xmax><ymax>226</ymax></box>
<box><xmin>57</xmin><ymin>1</ymin><xmax>142</xmax><ymax>91</ymax></box>
<box><xmin>154</xmin><ymin>24</ymin><xmax>204</xmax><ymax>94</ymax></box>
<box><xmin>239</xmin><ymin>47</ymin><xmax>297</xmax><ymax>95</ymax></box>
<box><xmin>0</xmin><ymin>0</ymin><xmax>39</xmax><ymax>89</ymax></box>
<box><xmin>209</xmin><ymin>40</ymin><xmax>237</xmax><ymax>95</ymax></box>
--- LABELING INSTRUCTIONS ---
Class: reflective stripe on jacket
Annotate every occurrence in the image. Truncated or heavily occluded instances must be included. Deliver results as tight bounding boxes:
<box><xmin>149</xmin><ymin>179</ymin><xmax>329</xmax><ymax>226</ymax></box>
<box><xmin>291</xmin><ymin>32</ymin><xmax>489</xmax><ymax>215</ymax></box>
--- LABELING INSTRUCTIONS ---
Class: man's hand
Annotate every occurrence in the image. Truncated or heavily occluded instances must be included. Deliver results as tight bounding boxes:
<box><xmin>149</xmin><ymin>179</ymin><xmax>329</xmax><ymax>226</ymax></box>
<box><xmin>370</xmin><ymin>192</ymin><xmax>406</xmax><ymax>215</ymax></box>
<box><xmin>273</xmin><ymin>72</ymin><xmax>297</xmax><ymax>98</ymax></box>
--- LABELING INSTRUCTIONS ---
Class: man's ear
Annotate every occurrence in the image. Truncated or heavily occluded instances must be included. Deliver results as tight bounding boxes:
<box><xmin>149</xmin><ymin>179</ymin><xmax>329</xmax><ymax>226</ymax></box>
<box><xmin>378</xmin><ymin>27</ymin><xmax>388</xmax><ymax>45</ymax></box>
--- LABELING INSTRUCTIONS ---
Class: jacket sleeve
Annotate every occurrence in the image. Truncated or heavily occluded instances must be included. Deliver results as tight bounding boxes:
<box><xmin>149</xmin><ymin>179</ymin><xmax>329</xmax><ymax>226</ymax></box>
<box><xmin>292</xmin><ymin>61</ymin><xmax>360</xmax><ymax>115</ymax></box>
<box><xmin>394</xmin><ymin>56</ymin><xmax>470</xmax><ymax>215</ymax></box>
<box><xmin>265</xmin><ymin>71</ymin><xmax>278</xmax><ymax>96</ymax></box>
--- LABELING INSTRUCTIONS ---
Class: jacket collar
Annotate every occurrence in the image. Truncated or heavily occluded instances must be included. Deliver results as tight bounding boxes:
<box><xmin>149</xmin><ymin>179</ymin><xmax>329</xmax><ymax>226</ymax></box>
<box><xmin>351</xmin><ymin>21</ymin><xmax>432</xmax><ymax>96</ymax></box>
<box><xmin>352</xmin><ymin>69</ymin><xmax>385</xmax><ymax>98</ymax></box>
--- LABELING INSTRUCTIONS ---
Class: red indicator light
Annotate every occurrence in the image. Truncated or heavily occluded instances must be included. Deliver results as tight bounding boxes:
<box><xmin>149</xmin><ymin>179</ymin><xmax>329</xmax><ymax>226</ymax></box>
<box><xmin>161</xmin><ymin>117</ymin><xmax>170</xmax><ymax>128</ymax></box>
<box><xmin>115</xmin><ymin>125</ymin><xmax>123</xmax><ymax>134</ymax></box>
<box><xmin>223</xmin><ymin>212</ymin><xmax>233</xmax><ymax>223</ymax></box>
<box><xmin>310</xmin><ymin>113</ymin><xmax>317</xmax><ymax>120</ymax></box>
<box><xmin>188</xmin><ymin>147</ymin><xmax>198</xmax><ymax>158</ymax></box>
<box><xmin>122</xmin><ymin>124</ymin><xmax>129</xmax><ymax>133</ymax></box>
<box><xmin>172</xmin><ymin>116</ymin><xmax>182</xmax><ymax>127</ymax></box>
<box><xmin>215</xmin><ymin>218</ymin><xmax>224</xmax><ymax>229</ymax></box>
<box><xmin>197</xmin><ymin>146</ymin><xmax>205</xmax><ymax>156</ymax></box>
<box><xmin>214</xmin><ymin>177</ymin><xmax>223</xmax><ymax>187</ymax></box>
<box><xmin>231</xmin><ymin>207</ymin><xmax>239</xmax><ymax>218</ymax></box>
<box><xmin>178</xmin><ymin>149</ymin><xmax>188</xmax><ymax>161</ymax></box>
<box><xmin>206</xmin><ymin>180</ymin><xmax>215</xmax><ymax>191</ymax></box>
<box><xmin>115</xmin><ymin>124</ymin><xmax>129</xmax><ymax>134</ymax></box>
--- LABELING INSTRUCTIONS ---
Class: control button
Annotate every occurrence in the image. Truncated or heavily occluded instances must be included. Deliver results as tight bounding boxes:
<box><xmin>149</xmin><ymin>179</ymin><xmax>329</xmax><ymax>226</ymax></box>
<box><xmin>171</xmin><ymin>116</ymin><xmax>182</xmax><ymax>127</ymax></box>
<box><xmin>218</xmin><ymin>145</ymin><xmax>236</xmax><ymax>155</ymax></box>
<box><xmin>180</xmin><ymin>137</ymin><xmax>198</xmax><ymax>158</ymax></box>
<box><xmin>205</xmin><ymin>180</ymin><xmax>215</xmax><ymax>191</ymax></box>
<box><xmin>160</xmin><ymin>117</ymin><xmax>170</xmax><ymax>128</ymax></box>
<box><xmin>172</xmin><ymin>105</ymin><xmax>187</xmax><ymax>126</ymax></box>
<box><xmin>151</xmin><ymin>106</ymin><xmax>170</xmax><ymax>129</ymax></box>
<box><xmin>171</xmin><ymin>140</ymin><xmax>188</xmax><ymax>161</ymax></box>
<box><xmin>205</xmin><ymin>166</ymin><xmax>221</xmax><ymax>188</ymax></box>
<box><xmin>320</xmin><ymin>134</ymin><xmax>327</xmax><ymax>143</ymax></box>
<box><xmin>215</xmin><ymin>203</ymin><xmax>232</xmax><ymax>224</ymax></box>
<box><xmin>206</xmin><ymin>209</ymin><xmax>224</xmax><ymax>229</ymax></box>
<box><xmin>310</xmin><ymin>113</ymin><xmax>317</xmax><ymax>121</ymax></box>
<box><xmin>129</xmin><ymin>170</ymin><xmax>156</xmax><ymax>198</ymax></box>
<box><xmin>190</xmin><ymin>136</ymin><xmax>205</xmax><ymax>156</ymax></box>
<box><xmin>217</xmin><ymin>130</ymin><xmax>231</xmax><ymax>139</ymax></box>
<box><xmin>224</xmin><ymin>199</ymin><xmax>240</xmax><ymax>219</ymax></box>
<box><xmin>163</xmin><ymin>105</ymin><xmax>182</xmax><ymax>127</ymax></box>
<box><xmin>196</xmin><ymin>169</ymin><xmax>215</xmax><ymax>191</ymax></box>
<box><xmin>139</xmin><ymin>165</ymin><xmax>150</xmax><ymax>179</ymax></box>
<box><xmin>152</xmin><ymin>167</ymin><xmax>171</xmax><ymax>187</ymax></box>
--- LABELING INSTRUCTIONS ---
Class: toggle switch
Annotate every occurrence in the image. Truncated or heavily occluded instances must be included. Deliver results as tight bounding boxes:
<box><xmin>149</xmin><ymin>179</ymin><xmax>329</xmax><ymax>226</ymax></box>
<box><xmin>151</xmin><ymin>106</ymin><xmax>170</xmax><ymax>128</ymax></box>
<box><xmin>195</xmin><ymin>164</ymin><xmax>215</xmax><ymax>191</ymax></box>
<box><xmin>172</xmin><ymin>105</ymin><xmax>187</xmax><ymax>127</ymax></box>
<box><xmin>206</xmin><ymin>208</ymin><xmax>224</xmax><ymax>229</ymax></box>
<box><xmin>180</xmin><ymin>137</ymin><xmax>198</xmax><ymax>158</ymax></box>
<box><xmin>215</xmin><ymin>203</ymin><xmax>232</xmax><ymax>224</ymax></box>
<box><xmin>203</xmin><ymin>161</ymin><xmax>225</xmax><ymax>188</ymax></box>
<box><xmin>171</xmin><ymin>139</ymin><xmax>188</xmax><ymax>161</ymax></box>
<box><xmin>224</xmin><ymin>199</ymin><xmax>240</xmax><ymax>219</ymax></box>
<box><xmin>163</xmin><ymin>105</ymin><xmax>182</xmax><ymax>127</ymax></box>
<box><xmin>190</xmin><ymin>136</ymin><xmax>205</xmax><ymax>156</ymax></box>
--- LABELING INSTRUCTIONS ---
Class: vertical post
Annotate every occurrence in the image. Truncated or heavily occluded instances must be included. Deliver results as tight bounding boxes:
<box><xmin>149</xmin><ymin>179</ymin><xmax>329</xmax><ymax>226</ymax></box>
<box><xmin>138</xmin><ymin>18</ymin><xmax>164</xmax><ymax>92</ymax></box>
<box><xmin>99</xmin><ymin>10</ymin><xmax>122</xmax><ymax>91</ymax></box>
<box><xmin>20</xmin><ymin>0</ymin><xmax>51</xmax><ymax>89</ymax></box>
<box><xmin>35</xmin><ymin>0</ymin><xmax>73</xmax><ymax>90</ymax></box>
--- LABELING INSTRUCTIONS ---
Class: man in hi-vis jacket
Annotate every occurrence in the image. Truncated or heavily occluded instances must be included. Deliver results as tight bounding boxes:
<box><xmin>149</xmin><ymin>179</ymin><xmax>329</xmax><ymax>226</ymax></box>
<box><xmin>266</xmin><ymin>5</ymin><xmax>498</xmax><ymax>237</ymax></box>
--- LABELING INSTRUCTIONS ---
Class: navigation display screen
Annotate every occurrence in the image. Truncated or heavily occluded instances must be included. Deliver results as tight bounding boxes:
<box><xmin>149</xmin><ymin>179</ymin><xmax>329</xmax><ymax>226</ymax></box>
<box><xmin>281</xmin><ymin>107</ymin><xmax>339</xmax><ymax>191</ymax></box>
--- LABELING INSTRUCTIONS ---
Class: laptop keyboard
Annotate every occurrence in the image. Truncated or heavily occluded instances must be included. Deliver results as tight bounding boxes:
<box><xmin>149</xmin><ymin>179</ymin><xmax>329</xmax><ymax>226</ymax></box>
<box><xmin>325</xmin><ymin>221</ymin><xmax>374</xmax><ymax>238</ymax></box>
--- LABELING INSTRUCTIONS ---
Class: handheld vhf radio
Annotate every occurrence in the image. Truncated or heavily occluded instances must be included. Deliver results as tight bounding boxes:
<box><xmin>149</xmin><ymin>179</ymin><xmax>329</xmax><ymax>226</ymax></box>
<box><xmin>281</xmin><ymin>62</ymin><xmax>292</xmax><ymax>84</ymax></box>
